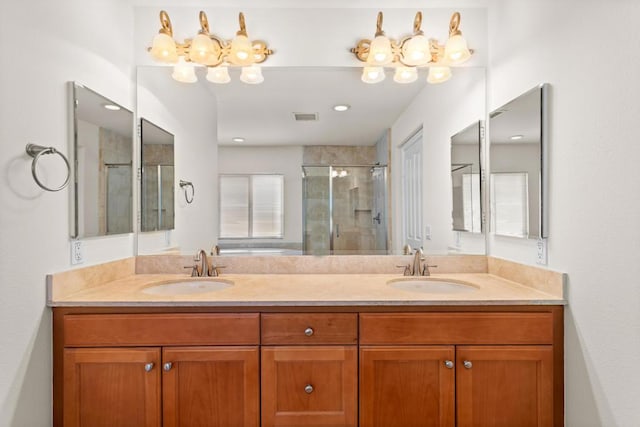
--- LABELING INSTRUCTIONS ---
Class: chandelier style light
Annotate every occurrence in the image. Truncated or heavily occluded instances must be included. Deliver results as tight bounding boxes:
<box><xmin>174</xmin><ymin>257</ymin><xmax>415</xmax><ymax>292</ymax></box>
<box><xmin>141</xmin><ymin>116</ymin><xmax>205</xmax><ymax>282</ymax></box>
<box><xmin>351</xmin><ymin>11</ymin><xmax>472</xmax><ymax>84</ymax></box>
<box><xmin>148</xmin><ymin>10</ymin><xmax>274</xmax><ymax>84</ymax></box>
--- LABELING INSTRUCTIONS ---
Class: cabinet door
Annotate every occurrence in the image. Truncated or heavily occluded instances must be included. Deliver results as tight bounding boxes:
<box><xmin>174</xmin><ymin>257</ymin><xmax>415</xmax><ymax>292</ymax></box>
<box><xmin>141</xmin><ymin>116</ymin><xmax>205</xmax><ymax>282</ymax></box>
<box><xmin>262</xmin><ymin>346</ymin><xmax>357</xmax><ymax>427</ymax></box>
<box><xmin>360</xmin><ymin>346</ymin><xmax>455</xmax><ymax>427</ymax></box>
<box><xmin>162</xmin><ymin>346</ymin><xmax>259</xmax><ymax>427</ymax></box>
<box><xmin>63</xmin><ymin>348</ymin><xmax>160</xmax><ymax>427</ymax></box>
<box><xmin>456</xmin><ymin>346</ymin><xmax>553</xmax><ymax>427</ymax></box>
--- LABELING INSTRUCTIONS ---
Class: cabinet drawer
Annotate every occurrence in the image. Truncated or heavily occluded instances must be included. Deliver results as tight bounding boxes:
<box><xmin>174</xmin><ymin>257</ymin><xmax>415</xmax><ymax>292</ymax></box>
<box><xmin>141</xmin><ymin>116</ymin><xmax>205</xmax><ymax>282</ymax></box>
<box><xmin>261</xmin><ymin>313</ymin><xmax>357</xmax><ymax>345</ymax></box>
<box><xmin>360</xmin><ymin>312</ymin><xmax>553</xmax><ymax>345</ymax></box>
<box><xmin>64</xmin><ymin>313</ymin><xmax>260</xmax><ymax>347</ymax></box>
<box><xmin>261</xmin><ymin>346</ymin><xmax>357</xmax><ymax>427</ymax></box>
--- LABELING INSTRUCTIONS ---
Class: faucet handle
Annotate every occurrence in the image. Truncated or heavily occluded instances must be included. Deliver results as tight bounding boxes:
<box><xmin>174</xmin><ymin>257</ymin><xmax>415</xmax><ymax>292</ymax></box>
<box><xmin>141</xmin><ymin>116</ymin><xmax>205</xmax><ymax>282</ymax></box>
<box><xmin>396</xmin><ymin>264</ymin><xmax>411</xmax><ymax>276</ymax></box>
<box><xmin>184</xmin><ymin>265</ymin><xmax>198</xmax><ymax>277</ymax></box>
<box><xmin>210</xmin><ymin>265</ymin><xmax>226</xmax><ymax>277</ymax></box>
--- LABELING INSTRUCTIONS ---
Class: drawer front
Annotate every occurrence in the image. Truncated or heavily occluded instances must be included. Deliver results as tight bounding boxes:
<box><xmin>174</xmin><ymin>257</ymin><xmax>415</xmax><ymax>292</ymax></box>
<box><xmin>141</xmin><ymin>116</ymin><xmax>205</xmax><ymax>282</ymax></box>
<box><xmin>64</xmin><ymin>313</ymin><xmax>260</xmax><ymax>347</ymax></box>
<box><xmin>261</xmin><ymin>313</ymin><xmax>358</xmax><ymax>345</ymax></box>
<box><xmin>360</xmin><ymin>312</ymin><xmax>554</xmax><ymax>345</ymax></box>
<box><xmin>261</xmin><ymin>346</ymin><xmax>357</xmax><ymax>427</ymax></box>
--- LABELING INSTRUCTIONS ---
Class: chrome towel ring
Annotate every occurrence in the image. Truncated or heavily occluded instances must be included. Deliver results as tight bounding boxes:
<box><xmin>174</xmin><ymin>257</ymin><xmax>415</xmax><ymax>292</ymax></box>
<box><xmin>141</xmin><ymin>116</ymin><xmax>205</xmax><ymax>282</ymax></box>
<box><xmin>25</xmin><ymin>144</ymin><xmax>71</xmax><ymax>192</ymax></box>
<box><xmin>179</xmin><ymin>180</ymin><xmax>195</xmax><ymax>204</ymax></box>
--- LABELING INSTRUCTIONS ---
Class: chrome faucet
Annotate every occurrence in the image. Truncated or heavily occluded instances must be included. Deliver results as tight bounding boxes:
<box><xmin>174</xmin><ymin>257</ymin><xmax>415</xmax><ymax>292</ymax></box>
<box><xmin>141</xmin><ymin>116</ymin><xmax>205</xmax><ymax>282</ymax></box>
<box><xmin>195</xmin><ymin>249</ymin><xmax>210</xmax><ymax>277</ymax></box>
<box><xmin>398</xmin><ymin>248</ymin><xmax>438</xmax><ymax>276</ymax></box>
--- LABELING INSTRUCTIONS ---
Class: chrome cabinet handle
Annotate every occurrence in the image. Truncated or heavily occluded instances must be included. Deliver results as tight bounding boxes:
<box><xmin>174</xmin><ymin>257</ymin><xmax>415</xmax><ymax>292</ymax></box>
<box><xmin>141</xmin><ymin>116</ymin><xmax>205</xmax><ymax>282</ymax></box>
<box><xmin>144</xmin><ymin>362</ymin><xmax>154</xmax><ymax>372</ymax></box>
<box><xmin>304</xmin><ymin>327</ymin><xmax>314</xmax><ymax>337</ymax></box>
<box><xmin>463</xmin><ymin>360</ymin><xmax>473</xmax><ymax>369</ymax></box>
<box><xmin>444</xmin><ymin>360</ymin><xmax>454</xmax><ymax>369</ymax></box>
<box><xmin>304</xmin><ymin>384</ymin><xmax>314</xmax><ymax>394</ymax></box>
<box><xmin>163</xmin><ymin>362</ymin><xmax>173</xmax><ymax>371</ymax></box>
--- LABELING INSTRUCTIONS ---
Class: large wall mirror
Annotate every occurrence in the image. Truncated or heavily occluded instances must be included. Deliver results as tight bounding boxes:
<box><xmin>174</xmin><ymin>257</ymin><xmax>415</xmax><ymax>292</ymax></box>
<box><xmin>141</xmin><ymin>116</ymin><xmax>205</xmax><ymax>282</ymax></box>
<box><xmin>136</xmin><ymin>65</ymin><xmax>486</xmax><ymax>256</ymax></box>
<box><xmin>451</xmin><ymin>121</ymin><xmax>483</xmax><ymax>234</ymax></box>
<box><xmin>489</xmin><ymin>83</ymin><xmax>549</xmax><ymax>239</ymax></box>
<box><xmin>140</xmin><ymin>119</ymin><xmax>175</xmax><ymax>232</ymax></box>
<box><xmin>70</xmin><ymin>82</ymin><xmax>133</xmax><ymax>238</ymax></box>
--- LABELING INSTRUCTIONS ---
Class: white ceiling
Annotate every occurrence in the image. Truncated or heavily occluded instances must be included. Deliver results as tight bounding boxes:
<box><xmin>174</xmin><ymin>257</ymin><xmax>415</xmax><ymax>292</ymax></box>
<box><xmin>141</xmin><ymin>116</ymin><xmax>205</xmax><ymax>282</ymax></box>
<box><xmin>490</xmin><ymin>87</ymin><xmax>541</xmax><ymax>144</ymax></box>
<box><xmin>208</xmin><ymin>67</ymin><xmax>428</xmax><ymax>146</ymax></box>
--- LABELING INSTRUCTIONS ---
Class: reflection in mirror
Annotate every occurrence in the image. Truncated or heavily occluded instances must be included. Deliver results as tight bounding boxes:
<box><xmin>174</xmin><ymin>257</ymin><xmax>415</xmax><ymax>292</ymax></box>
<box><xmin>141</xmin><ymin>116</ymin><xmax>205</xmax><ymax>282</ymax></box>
<box><xmin>70</xmin><ymin>82</ymin><xmax>133</xmax><ymax>238</ymax></box>
<box><xmin>140</xmin><ymin>119</ymin><xmax>175</xmax><ymax>232</ymax></box>
<box><xmin>451</xmin><ymin>121</ymin><xmax>482</xmax><ymax>233</ymax></box>
<box><xmin>489</xmin><ymin>83</ymin><xmax>549</xmax><ymax>239</ymax></box>
<box><xmin>136</xmin><ymin>66</ymin><xmax>486</xmax><ymax>255</ymax></box>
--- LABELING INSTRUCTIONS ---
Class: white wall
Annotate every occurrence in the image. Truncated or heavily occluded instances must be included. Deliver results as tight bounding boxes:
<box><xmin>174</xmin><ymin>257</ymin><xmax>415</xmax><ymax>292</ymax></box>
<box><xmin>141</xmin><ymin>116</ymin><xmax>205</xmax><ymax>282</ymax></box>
<box><xmin>0</xmin><ymin>1</ymin><xmax>135</xmax><ymax>425</ymax></box>
<box><xmin>488</xmin><ymin>0</ymin><xmax>640</xmax><ymax>425</ymax></box>
<box><xmin>137</xmin><ymin>67</ymin><xmax>218</xmax><ymax>254</ymax></box>
<box><xmin>391</xmin><ymin>67</ymin><xmax>487</xmax><ymax>255</ymax></box>
<box><xmin>218</xmin><ymin>145</ymin><xmax>303</xmax><ymax>246</ymax></box>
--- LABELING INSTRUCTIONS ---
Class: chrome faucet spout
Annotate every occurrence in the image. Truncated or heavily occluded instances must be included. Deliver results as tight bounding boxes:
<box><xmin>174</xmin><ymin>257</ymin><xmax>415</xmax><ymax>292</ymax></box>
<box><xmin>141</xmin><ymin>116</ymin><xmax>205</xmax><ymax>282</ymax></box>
<box><xmin>412</xmin><ymin>248</ymin><xmax>424</xmax><ymax>276</ymax></box>
<box><xmin>195</xmin><ymin>249</ymin><xmax>209</xmax><ymax>277</ymax></box>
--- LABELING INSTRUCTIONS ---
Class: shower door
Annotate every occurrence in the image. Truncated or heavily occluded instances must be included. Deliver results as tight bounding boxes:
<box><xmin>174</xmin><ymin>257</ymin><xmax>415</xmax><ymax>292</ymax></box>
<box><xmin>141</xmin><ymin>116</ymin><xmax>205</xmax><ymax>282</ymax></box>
<box><xmin>303</xmin><ymin>165</ymin><xmax>388</xmax><ymax>255</ymax></box>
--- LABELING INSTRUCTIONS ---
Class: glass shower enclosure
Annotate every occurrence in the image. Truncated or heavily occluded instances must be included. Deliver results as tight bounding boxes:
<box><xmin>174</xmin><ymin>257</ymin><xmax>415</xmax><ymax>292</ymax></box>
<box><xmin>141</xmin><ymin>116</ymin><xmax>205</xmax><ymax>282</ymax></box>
<box><xmin>302</xmin><ymin>165</ymin><xmax>388</xmax><ymax>255</ymax></box>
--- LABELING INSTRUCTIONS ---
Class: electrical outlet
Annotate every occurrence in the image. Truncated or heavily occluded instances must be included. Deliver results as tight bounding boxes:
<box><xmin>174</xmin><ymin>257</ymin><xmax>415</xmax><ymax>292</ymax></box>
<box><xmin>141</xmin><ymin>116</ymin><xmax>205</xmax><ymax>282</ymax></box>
<box><xmin>71</xmin><ymin>240</ymin><xmax>84</xmax><ymax>265</ymax></box>
<box><xmin>425</xmin><ymin>225</ymin><xmax>432</xmax><ymax>240</ymax></box>
<box><xmin>536</xmin><ymin>238</ymin><xmax>547</xmax><ymax>265</ymax></box>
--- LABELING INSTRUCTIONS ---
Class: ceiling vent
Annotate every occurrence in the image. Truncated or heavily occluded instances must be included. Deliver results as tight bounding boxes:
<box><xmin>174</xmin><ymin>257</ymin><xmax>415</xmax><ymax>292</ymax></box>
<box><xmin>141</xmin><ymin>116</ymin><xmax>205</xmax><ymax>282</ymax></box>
<box><xmin>293</xmin><ymin>112</ymin><xmax>319</xmax><ymax>122</ymax></box>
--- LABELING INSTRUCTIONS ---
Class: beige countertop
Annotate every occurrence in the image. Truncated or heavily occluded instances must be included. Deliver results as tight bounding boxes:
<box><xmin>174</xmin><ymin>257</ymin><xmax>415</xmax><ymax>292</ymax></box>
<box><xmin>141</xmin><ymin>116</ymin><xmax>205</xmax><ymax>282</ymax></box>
<box><xmin>48</xmin><ymin>272</ymin><xmax>566</xmax><ymax>307</ymax></box>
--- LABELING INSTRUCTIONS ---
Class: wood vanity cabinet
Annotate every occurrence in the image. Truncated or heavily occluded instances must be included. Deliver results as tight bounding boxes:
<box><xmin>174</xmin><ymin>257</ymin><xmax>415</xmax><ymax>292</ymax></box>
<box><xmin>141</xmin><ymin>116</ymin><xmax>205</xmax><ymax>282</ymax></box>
<box><xmin>56</xmin><ymin>313</ymin><xmax>260</xmax><ymax>427</ymax></box>
<box><xmin>359</xmin><ymin>312</ymin><xmax>560</xmax><ymax>427</ymax></box>
<box><xmin>261</xmin><ymin>313</ymin><xmax>358</xmax><ymax>427</ymax></box>
<box><xmin>54</xmin><ymin>307</ymin><xmax>563</xmax><ymax>427</ymax></box>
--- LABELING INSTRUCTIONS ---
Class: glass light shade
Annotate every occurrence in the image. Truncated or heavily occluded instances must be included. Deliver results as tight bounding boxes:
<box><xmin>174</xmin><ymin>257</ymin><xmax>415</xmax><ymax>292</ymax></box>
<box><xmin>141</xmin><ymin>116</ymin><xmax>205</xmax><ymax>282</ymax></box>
<box><xmin>427</xmin><ymin>65</ymin><xmax>452</xmax><ymax>84</ymax></box>
<box><xmin>402</xmin><ymin>35</ymin><xmax>430</xmax><ymax>66</ymax></box>
<box><xmin>189</xmin><ymin>33</ymin><xmax>220</xmax><ymax>65</ymax></box>
<box><xmin>150</xmin><ymin>33</ymin><xmax>178</xmax><ymax>63</ymax></box>
<box><xmin>361</xmin><ymin>66</ymin><xmax>386</xmax><ymax>84</ymax></box>
<box><xmin>367</xmin><ymin>35</ymin><xmax>393</xmax><ymax>65</ymax></box>
<box><xmin>444</xmin><ymin>34</ymin><xmax>471</xmax><ymax>65</ymax></box>
<box><xmin>394</xmin><ymin>67</ymin><xmax>418</xmax><ymax>84</ymax></box>
<box><xmin>171</xmin><ymin>57</ymin><xmax>197</xmax><ymax>83</ymax></box>
<box><xmin>240</xmin><ymin>65</ymin><xmax>264</xmax><ymax>84</ymax></box>
<box><xmin>206</xmin><ymin>66</ymin><xmax>231</xmax><ymax>84</ymax></box>
<box><xmin>230</xmin><ymin>34</ymin><xmax>254</xmax><ymax>66</ymax></box>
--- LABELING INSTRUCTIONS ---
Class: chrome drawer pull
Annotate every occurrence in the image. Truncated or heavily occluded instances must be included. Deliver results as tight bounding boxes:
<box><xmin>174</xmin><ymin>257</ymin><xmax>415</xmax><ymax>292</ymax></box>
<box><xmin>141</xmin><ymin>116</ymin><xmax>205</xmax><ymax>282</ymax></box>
<box><xmin>144</xmin><ymin>362</ymin><xmax>154</xmax><ymax>372</ymax></box>
<box><xmin>304</xmin><ymin>327</ymin><xmax>314</xmax><ymax>337</ymax></box>
<box><xmin>444</xmin><ymin>360</ymin><xmax>454</xmax><ymax>369</ymax></box>
<box><xmin>163</xmin><ymin>362</ymin><xmax>173</xmax><ymax>371</ymax></box>
<box><xmin>463</xmin><ymin>360</ymin><xmax>473</xmax><ymax>369</ymax></box>
<box><xmin>305</xmin><ymin>384</ymin><xmax>314</xmax><ymax>394</ymax></box>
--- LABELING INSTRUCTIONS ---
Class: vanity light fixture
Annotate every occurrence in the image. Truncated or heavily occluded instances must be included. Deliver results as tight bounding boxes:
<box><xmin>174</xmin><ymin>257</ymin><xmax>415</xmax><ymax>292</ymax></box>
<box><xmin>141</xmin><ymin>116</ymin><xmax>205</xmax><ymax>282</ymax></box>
<box><xmin>148</xmin><ymin>10</ymin><xmax>274</xmax><ymax>84</ymax></box>
<box><xmin>351</xmin><ymin>11</ymin><xmax>472</xmax><ymax>85</ymax></box>
<box><xmin>333</xmin><ymin>104</ymin><xmax>351</xmax><ymax>112</ymax></box>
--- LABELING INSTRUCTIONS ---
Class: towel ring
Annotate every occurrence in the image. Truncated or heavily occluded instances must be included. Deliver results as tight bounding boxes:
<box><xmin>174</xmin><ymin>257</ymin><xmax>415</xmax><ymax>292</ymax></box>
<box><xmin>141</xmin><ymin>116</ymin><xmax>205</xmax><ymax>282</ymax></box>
<box><xmin>179</xmin><ymin>180</ymin><xmax>195</xmax><ymax>204</ymax></box>
<box><xmin>25</xmin><ymin>144</ymin><xmax>71</xmax><ymax>192</ymax></box>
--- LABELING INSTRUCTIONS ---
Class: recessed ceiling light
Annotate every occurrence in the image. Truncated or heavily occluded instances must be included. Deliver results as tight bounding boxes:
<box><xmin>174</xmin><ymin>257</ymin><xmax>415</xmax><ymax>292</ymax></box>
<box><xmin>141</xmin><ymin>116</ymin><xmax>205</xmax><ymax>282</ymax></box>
<box><xmin>103</xmin><ymin>104</ymin><xmax>121</xmax><ymax>111</ymax></box>
<box><xmin>232</xmin><ymin>137</ymin><xmax>245</xmax><ymax>143</ymax></box>
<box><xmin>333</xmin><ymin>104</ymin><xmax>351</xmax><ymax>112</ymax></box>
<box><xmin>510</xmin><ymin>134</ymin><xmax>524</xmax><ymax>140</ymax></box>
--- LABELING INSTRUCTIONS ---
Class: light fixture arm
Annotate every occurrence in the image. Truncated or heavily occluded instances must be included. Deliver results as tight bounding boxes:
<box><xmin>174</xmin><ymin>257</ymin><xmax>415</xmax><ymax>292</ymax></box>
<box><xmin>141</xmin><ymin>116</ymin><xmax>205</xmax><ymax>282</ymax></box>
<box><xmin>199</xmin><ymin>11</ymin><xmax>210</xmax><ymax>35</ymax></box>
<box><xmin>159</xmin><ymin>10</ymin><xmax>173</xmax><ymax>37</ymax></box>
<box><xmin>449</xmin><ymin>12</ymin><xmax>462</xmax><ymax>37</ymax></box>
<box><xmin>413</xmin><ymin>11</ymin><xmax>423</xmax><ymax>36</ymax></box>
<box><xmin>237</xmin><ymin>12</ymin><xmax>248</xmax><ymax>36</ymax></box>
<box><xmin>375</xmin><ymin>11</ymin><xmax>385</xmax><ymax>37</ymax></box>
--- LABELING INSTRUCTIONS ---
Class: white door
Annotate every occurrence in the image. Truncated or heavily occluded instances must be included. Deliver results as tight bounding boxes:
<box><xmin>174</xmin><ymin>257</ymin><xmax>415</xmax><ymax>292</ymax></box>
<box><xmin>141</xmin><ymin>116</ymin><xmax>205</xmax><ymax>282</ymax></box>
<box><xmin>401</xmin><ymin>129</ymin><xmax>423</xmax><ymax>250</ymax></box>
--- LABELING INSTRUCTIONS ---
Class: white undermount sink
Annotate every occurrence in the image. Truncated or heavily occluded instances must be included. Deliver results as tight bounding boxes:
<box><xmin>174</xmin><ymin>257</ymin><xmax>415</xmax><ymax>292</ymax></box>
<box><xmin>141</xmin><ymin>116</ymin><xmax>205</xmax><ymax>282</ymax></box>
<box><xmin>141</xmin><ymin>279</ymin><xmax>233</xmax><ymax>295</ymax></box>
<box><xmin>387</xmin><ymin>278</ymin><xmax>478</xmax><ymax>294</ymax></box>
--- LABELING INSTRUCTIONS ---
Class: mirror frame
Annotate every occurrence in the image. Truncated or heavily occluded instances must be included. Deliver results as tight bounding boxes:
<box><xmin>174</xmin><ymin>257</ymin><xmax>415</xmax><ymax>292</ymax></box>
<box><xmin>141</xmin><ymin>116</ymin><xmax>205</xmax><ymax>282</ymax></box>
<box><xmin>489</xmin><ymin>83</ymin><xmax>549</xmax><ymax>239</ymax></box>
<box><xmin>69</xmin><ymin>82</ymin><xmax>134</xmax><ymax>239</ymax></box>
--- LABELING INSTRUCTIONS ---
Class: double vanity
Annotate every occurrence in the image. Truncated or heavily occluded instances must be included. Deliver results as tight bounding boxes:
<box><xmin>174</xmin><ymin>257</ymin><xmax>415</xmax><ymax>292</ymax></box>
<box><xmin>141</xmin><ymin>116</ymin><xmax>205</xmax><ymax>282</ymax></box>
<box><xmin>49</xmin><ymin>254</ymin><xmax>565</xmax><ymax>427</ymax></box>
